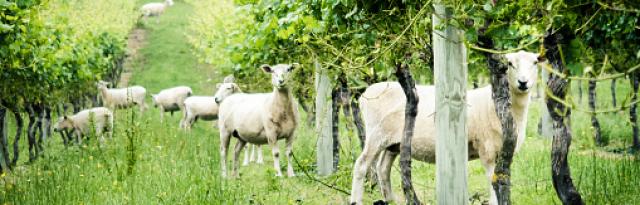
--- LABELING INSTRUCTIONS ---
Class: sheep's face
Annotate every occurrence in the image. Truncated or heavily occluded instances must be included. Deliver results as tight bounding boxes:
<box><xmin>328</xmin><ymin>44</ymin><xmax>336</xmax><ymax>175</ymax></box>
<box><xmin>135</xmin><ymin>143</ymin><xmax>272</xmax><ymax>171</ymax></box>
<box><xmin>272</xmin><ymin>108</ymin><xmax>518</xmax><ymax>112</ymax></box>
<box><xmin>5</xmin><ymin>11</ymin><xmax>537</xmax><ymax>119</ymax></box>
<box><xmin>214</xmin><ymin>83</ymin><xmax>240</xmax><ymax>104</ymax></box>
<box><xmin>53</xmin><ymin>116</ymin><xmax>74</xmax><ymax>132</ymax></box>
<box><xmin>505</xmin><ymin>51</ymin><xmax>542</xmax><ymax>94</ymax></box>
<box><xmin>151</xmin><ymin>95</ymin><xmax>158</xmax><ymax>107</ymax></box>
<box><xmin>165</xmin><ymin>0</ymin><xmax>174</xmax><ymax>6</ymax></box>
<box><xmin>261</xmin><ymin>63</ymin><xmax>298</xmax><ymax>90</ymax></box>
<box><xmin>96</xmin><ymin>81</ymin><xmax>109</xmax><ymax>89</ymax></box>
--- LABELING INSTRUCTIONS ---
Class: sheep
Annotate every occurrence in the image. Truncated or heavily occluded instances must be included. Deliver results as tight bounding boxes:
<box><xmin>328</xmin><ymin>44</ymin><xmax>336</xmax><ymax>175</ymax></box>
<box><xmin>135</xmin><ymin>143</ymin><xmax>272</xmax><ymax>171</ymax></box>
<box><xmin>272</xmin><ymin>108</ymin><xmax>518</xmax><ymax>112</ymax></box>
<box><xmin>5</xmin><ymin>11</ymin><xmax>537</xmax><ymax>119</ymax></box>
<box><xmin>181</xmin><ymin>76</ymin><xmax>240</xmax><ymax>130</ymax></box>
<box><xmin>151</xmin><ymin>86</ymin><xmax>192</xmax><ymax>123</ymax></box>
<box><xmin>349</xmin><ymin>51</ymin><xmax>542</xmax><ymax>205</ymax></box>
<box><xmin>140</xmin><ymin>0</ymin><xmax>174</xmax><ymax>23</ymax></box>
<box><xmin>53</xmin><ymin>107</ymin><xmax>113</xmax><ymax>145</ymax></box>
<box><xmin>97</xmin><ymin>81</ymin><xmax>147</xmax><ymax>113</ymax></box>
<box><xmin>218</xmin><ymin>63</ymin><xmax>299</xmax><ymax>178</ymax></box>
<box><xmin>243</xmin><ymin>144</ymin><xmax>264</xmax><ymax>166</ymax></box>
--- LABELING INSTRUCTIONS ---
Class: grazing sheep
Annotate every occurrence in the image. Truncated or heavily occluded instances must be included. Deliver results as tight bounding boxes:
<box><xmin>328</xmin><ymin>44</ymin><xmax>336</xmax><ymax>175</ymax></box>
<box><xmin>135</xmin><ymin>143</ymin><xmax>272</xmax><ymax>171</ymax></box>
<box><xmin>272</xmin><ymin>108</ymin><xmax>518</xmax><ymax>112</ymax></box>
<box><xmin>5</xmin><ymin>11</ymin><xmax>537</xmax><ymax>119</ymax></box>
<box><xmin>218</xmin><ymin>63</ymin><xmax>299</xmax><ymax>178</ymax></box>
<box><xmin>181</xmin><ymin>79</ymin><xmax>241</xmax><ymax>130</ymax></box>
<box><xmin>97</xmin><ymin>81</ymin><xmax>147</xmax><ymax>113</ymax></box>
<box><xmin>151</xmin><ymin>86</ymin><xmax>192</xmax><ymax>123</ymax></box>
<box><xmin>140</xmin><ymin>0</ymin><xmax>174</xmax><ymax>23</ymax></box>
<box><xmin>243</xmin><ymin>144</ymin><xmax>264</xmax><ymax>166</ymax></box>
<box><xmin>181</xmin><ymin>96</ymin><xmax>217</xmax><ymax>130</ymax></box>
<box><xmin>349</xmin><ymin>51</ymin><xmax>542</xmax><ymax>205</ymax></box>
<box><xmin>53</xmin><ymin>107</ymin><xmax>113</xmax><ymax>145</ymax></box>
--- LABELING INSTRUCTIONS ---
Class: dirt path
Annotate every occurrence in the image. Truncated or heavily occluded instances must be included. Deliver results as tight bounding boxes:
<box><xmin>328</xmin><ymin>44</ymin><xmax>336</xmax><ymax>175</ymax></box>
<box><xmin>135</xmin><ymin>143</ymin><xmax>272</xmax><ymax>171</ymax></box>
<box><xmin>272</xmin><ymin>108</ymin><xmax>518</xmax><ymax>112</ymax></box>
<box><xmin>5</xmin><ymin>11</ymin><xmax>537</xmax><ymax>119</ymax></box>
<box><xmin>119</xmin><ymin>28</ymin><xmax>147</xmax><ymax>87</ymax></box>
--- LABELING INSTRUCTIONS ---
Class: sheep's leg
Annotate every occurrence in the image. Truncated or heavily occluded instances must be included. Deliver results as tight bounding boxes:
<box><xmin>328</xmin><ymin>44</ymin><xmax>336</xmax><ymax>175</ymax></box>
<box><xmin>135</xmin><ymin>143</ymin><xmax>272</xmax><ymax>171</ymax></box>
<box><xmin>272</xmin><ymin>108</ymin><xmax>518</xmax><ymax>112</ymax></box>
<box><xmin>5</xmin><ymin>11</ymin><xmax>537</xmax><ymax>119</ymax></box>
<box><xmin>179</xmin><ymin>109</ymin><xmax>187</xmax><ymax>129</ymax></box>
<box><xmin>231</xmin><ymin>140</ymin><xmax>246</xmax><ymax>178</ymax></box>
<box><xmin>267</xmin><ymin>133</ymin><xmax>283</xmax><ymax>177</ymax></box>
<box><xmin>377</xmin><ymin>150</ymin><xmax>398</xmax><ymax>203</ymax></box>
<box><xmin>350</xmin><ymin>143</ymin><xmax>381</xmax><ymax>205</ymax></box>
<box><xmin>481</xmin><ymin>160</ymin><xmax>498</xmax><ymax>205</ymax></box>
<box><xmin>242</xmin><ymin>145</ymin><xmax>250</xmax><ymax>166</ymax></box>
<box><xmin>249</xmin><ymin>145</ymin><xmax>256</xmax><ymax>162</ymax></box>
<box><xmin>256</xmin><ymin>145</ymin><xmax>264</xmax><ymax>164</ymax></box>
<box><xmin>75</xmin><ymin>130</ymin><xmax>83</xmax><ymax>146</ymax></box>
<box><xmin>140</xmin><ymin>101</ymin><xmax>147</xmax><ymax>113</ymax></box>
<box><xmin>219</xmin><ymin>128</ymin><xmax>231</xmax><ymax>178</ymax></box>
<box><xmin>159</xmin><ymin>107</ymin><xmax>164</xmax><ymax>123</ymax></box>
<box><xmin>285</xmin><ymin>137</ymin><xmax>295</xmax><ymax>177</ymax></box>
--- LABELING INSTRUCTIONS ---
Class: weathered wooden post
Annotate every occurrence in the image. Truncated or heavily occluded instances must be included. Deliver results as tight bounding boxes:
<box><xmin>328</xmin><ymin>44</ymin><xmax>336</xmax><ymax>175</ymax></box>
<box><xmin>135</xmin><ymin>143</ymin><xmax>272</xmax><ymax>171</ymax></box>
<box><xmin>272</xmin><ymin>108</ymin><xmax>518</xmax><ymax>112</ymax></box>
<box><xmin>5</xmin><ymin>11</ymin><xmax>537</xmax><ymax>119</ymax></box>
<box><xmin>433</xmin><ymin>2</ymin><xmax>468</xmax><ymax>204</ymax></box>
<box><xmin>315</xmin><ymin>59</ymin><xmax>333</xmax><ymax>176</ymax></box>
<box><xmin>540</xmin><ymin>68</ymin><xmax>553</xmax><ymax>138</ymax></box>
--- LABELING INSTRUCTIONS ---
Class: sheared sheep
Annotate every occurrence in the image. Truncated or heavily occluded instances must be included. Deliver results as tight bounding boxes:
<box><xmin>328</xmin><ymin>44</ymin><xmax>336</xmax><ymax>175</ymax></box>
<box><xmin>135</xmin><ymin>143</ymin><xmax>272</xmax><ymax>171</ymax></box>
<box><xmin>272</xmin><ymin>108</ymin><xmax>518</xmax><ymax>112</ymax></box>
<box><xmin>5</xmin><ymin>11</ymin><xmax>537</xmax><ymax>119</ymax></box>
<box><xmin>151</xmin><ymin>86</ymin><xmax>192</xmax><ymax>123</ymax></box>
<box><xmin>140</xmin><ymin>0</ymin><xmax>173</xmax><ymax>23</ymax></box>
<box><xmin>53</xmin><ymin>107</ymin><xmax>113</xmax><ymax>145</ymax></box>
<box><xmin>97</xmin><ymin>81</ymin><xmax>147</xmax><ymax>113</ymax></box>
<box><xmin>218</xmin><ymin>63</ymin><xmax>299</xmax><ymax>178</ymax></box>
<box><xmin>349</xmin><ymin>51</ymin><xmax>542</xmax><ymax>205</ymax></box>
<box><xmin>181</xmin><ymin>77</ymin><xmax>240</xmax><ymax>130</ymax></box>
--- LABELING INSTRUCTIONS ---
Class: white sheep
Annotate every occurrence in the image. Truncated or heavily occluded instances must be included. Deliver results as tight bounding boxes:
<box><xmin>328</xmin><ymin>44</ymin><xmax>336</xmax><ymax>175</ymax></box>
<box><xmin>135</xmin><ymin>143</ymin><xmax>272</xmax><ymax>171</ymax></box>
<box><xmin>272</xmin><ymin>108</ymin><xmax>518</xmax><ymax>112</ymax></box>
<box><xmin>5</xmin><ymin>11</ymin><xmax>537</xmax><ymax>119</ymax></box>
<box><xmin>218</xmin><ymin>63</ymin><xmax>299</xmax><ymax>178</ymax></box>
<box><xmin>97</xmin><ymin>81</ymin><xmax>147</xmax><ymax>113</ymax></box>
<box><xmin>53</xmin><ymin>107</ymin><xmax>113</xmax><ymax>145</ymax></box>
<box><xmin>349</xmin><ymin>51</ymin><xmax>542</xmax><ymax>205</ymax></box>
<box><xmin>180</xmin><ymin>76</ymin><xmax>240</xmax><ymax>130</ymax></box>
<box><xmin>140</xmin><ymin>0</ymin><xmax>174</xmax><ymax>23</ymax></box>
<box><xmin>151</xmin><ymin>86</ymin><xmax>192</xmax><ymax>123</ymax></box>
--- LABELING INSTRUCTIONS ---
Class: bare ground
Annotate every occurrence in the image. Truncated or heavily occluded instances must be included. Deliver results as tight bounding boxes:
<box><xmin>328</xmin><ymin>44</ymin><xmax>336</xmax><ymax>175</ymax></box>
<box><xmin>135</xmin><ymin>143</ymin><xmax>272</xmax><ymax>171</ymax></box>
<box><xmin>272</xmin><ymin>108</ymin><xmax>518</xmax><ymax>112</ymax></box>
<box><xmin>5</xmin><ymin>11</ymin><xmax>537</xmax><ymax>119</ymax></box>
<box><xmin>119</xmin><ymin>27</ymin><xmax>147</xmax><ymax>87</ymax></box>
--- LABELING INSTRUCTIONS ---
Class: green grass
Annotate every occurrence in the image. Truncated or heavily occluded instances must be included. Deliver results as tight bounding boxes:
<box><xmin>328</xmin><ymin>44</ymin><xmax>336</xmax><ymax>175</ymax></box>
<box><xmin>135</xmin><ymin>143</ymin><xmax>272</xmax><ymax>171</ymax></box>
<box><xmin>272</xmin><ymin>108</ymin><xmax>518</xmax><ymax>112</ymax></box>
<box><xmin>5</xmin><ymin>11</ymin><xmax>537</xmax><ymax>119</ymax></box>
<box><xmin>1</xmin><ymin>1</ymin><xmax>640</xmax><ymax>204</ymax></box>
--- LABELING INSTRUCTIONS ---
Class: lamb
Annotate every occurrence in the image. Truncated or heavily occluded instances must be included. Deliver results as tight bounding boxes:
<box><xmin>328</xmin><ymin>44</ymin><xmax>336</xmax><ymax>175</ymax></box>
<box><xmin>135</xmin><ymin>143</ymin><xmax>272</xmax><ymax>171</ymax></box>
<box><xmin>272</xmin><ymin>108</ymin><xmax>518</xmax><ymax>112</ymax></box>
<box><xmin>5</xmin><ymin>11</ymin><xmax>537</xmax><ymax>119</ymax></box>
<box><xmin>218</xmin><ymin>63</ymin><xmax>299</xmax><ymax>178</ymax></box>
<box><xmin>53</xmin><ymin>107</ymin><xmax>113</xmax><ymax>145</ymax></box>
<box><xmin>181</xmin><ymin>76</ymin><xmax>239</xmax><ymax>130</ymax></box>
<box><xmin>151</xmin><ymin>86</ymin><xmax>192</xmax><ymax>123</ymax></box>
<box><xmin>140</xmin><ymin>0</ymin><xmax>174</xmax><ymax>23</ymax></box>
<box><xmin>97</xmin><ymin>81</ymin><xmax>147</xmax><ymax>113</ymax></box>
<box><xmin>349</xmin><ymin>51</ymin><xmax>542</xmax><ymax>205</ymax></box>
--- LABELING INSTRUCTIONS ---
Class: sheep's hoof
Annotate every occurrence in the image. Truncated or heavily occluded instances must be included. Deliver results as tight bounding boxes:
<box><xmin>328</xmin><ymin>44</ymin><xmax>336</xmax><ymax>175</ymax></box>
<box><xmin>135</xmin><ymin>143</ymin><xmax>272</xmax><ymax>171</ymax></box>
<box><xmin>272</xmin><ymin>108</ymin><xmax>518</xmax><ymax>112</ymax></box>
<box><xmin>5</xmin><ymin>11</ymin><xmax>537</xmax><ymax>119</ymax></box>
<box><xmin>287</xmin><ymin>172</ymin><xmax>296</xmax><ymax>177</ymax></box>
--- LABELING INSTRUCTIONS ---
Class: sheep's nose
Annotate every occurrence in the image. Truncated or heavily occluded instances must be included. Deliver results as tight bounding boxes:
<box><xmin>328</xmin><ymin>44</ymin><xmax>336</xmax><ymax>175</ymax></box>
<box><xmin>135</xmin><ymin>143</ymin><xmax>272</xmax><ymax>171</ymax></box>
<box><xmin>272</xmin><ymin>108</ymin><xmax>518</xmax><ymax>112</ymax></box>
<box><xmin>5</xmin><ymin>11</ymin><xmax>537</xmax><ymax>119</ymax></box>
<box><xmin>278</xmin><ymin>80</ymin><xmax>284</xmax><ymax>84</ymax></box>
<box><xmin>517</xmin><ymin>80</ymin><xmax>528</xmax><ymax>90</ymax></box>
<box><xmin>214</xmin><ymin>97</ymin><xmax>221</xmax><ymax>104</ymax></box>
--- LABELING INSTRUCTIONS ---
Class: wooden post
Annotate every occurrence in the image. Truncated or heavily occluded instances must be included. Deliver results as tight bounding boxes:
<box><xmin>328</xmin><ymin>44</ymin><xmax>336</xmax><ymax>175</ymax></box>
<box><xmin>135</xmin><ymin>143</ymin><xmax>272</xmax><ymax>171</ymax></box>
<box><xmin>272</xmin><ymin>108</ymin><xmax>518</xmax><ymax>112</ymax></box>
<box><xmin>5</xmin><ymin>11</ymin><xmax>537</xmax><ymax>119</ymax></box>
<box><xmin>433</xmin><ymin>2</ymin><xmax>468</xmax><ymax>205</ymax></box>
<box><xmin>315</xmin><ymin>59</ymin><xmax>333</xmax><ymax>176</ymax></box>
<box><xmin>540</xmin><ymin>68</ymin><xmax>553</xmax><ymax>138</ymax></box>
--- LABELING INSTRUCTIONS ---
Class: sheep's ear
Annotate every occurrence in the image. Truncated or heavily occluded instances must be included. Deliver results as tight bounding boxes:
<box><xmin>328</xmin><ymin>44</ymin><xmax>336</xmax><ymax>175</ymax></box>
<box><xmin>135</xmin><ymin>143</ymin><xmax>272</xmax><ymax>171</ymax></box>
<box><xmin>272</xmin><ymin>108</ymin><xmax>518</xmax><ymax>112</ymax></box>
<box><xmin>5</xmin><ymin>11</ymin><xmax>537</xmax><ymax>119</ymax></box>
<box><xmin>260</xmin><ymin>64</ymin><xmax>272</xmax><ymax>73</ymax></box>
<box><xmin>216</xmin><ymin>83</ymin><xmax>222</xmax><ymax>89</ymax></box>
<box><xmin>288</xmin><ymin>63</ymin><xmax>299</xmax><ymax>72</ymax></box>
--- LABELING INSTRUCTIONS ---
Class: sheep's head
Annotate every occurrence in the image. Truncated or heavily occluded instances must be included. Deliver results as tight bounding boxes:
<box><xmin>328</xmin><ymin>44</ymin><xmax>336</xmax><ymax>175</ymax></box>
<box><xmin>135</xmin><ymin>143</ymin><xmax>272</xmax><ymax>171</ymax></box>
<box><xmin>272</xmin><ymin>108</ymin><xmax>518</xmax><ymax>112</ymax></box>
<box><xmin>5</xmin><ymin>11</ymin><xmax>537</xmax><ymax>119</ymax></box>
<box><xmin>261</xmin><ymin>63</ymin><xmax>298</xmax><ymax>90</ymax></box>
<box><xmin>505</xmin><ymin>51</ymin><xmax>543</xmax><ymax>94</ymax></box>
<box><xmin>151</xmin><ymin>94</ymin><xmax>158</xmax><ymax>107</ymax></box>
<box><xmin>214</xmin><ymin>83</ymin><xmax>241</xmax><ymax>104</ymax></box>
<box><xmin>96</xmin><ymin>81</ymin><xmax>110</xmax><ymax>89</ymax></box>
<box><xmin>165</xmin><ymin>0</ymin><xmax>174</xmax><ymax>6</ymax></box>
<box><xmin>53</xmin><ymin>116</ymin><xmax>74</xmax><ymax>132</ymax></box>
